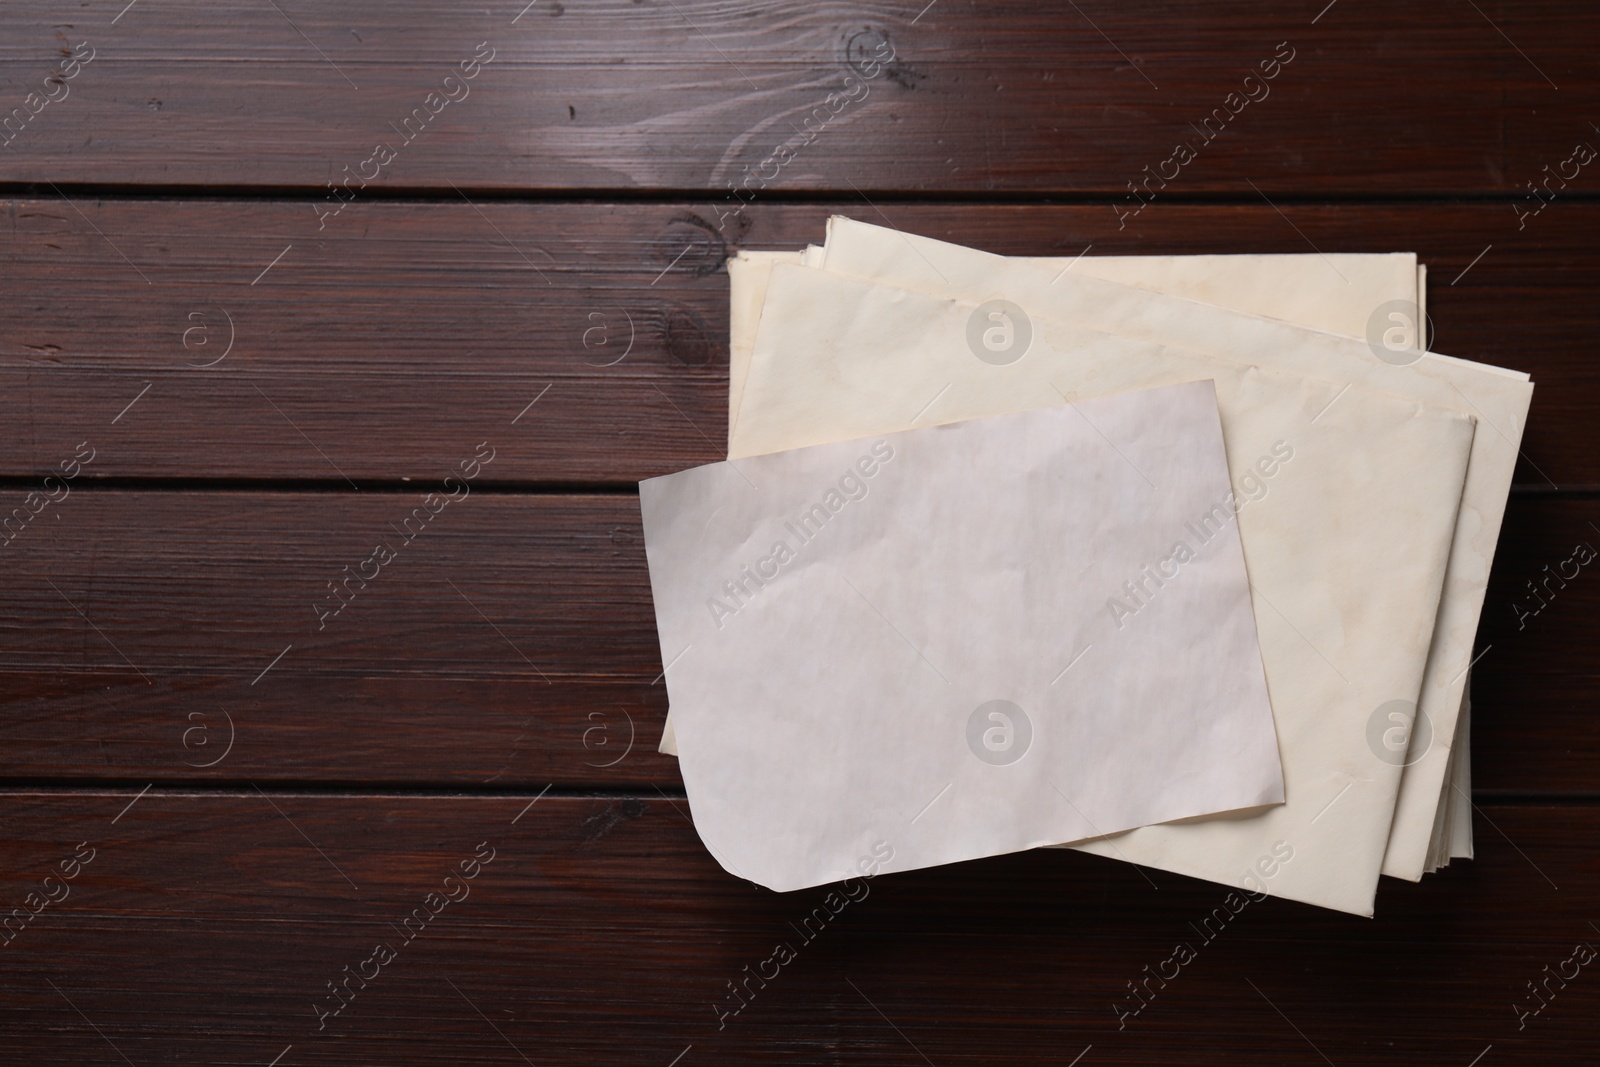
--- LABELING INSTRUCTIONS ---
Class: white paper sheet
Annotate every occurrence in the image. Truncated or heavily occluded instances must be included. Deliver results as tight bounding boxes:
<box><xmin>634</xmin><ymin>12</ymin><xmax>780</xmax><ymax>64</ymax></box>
<box><xmin>815</xmin><ymin>217</ymin><xmax>1529</xmax><ymax>882</ymax></box>
<box><xmin>714</xmin><ymin>263</ymin><xmax>1474</xmax><ymax>914</ymax></box>
<box><xmin>642</xmin><ymin>382</ymin><xmax>1284</xmax><ymax>892</ymax></box>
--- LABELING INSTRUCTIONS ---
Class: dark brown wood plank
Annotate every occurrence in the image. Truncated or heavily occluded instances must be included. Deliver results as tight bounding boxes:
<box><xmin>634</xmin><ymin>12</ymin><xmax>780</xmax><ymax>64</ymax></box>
<box><xmin>1</xmin><ymin>2</ymin><xmax>1597</xmax><ymax>194</ymax></box>
<box><xmin>1473</xmin><ymin>494</ymin><xmax>1600</xmax><ymax>794</ymax></box>
<box><xmin>1</xmin><ymin>199</ymin><xmax>1592</xmax><ymax>486</ymax></box>
<box><xmin>0</xmin><ymin>491</ymin><xmax>674</xmax><ymax>785</ymax></box>
<box><xmin>0</xmin><ymin>792</ymin><xmax>1594</xmax><ymax>1064</ymax></box>
<box><xmin>1</xmin><ymin>488</ymin><xmax>1595</xmax><ymax>791</ymax></box>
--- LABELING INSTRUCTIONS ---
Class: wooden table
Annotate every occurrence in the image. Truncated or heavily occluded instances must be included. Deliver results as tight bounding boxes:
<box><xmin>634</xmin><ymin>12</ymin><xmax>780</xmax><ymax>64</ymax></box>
<box><xmin>2</xmin><ymin>2</ymin><xmax>1596</xmax><ymax>1063</ymax></box>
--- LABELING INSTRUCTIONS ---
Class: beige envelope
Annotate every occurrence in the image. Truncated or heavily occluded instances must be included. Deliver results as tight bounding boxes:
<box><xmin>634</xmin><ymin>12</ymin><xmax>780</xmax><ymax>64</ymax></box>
<box><xmin>693</xmin><ymin>263</ymin><xmax>1474</xmax><ymax>914</ymax></box>
<box><xmin>815</xmin><ymin>217</ymin><xmax>1531</xmax><ymax>882</ymax></box>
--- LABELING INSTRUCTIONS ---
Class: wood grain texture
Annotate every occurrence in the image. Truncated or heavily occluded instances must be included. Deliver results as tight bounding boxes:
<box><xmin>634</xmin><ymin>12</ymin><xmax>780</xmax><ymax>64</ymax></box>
<box><xmin>0</xmin><ymin>1</ymin><xmax>1596</xmax><ymax>194</ymax></box>
<box><xmin>2</xmin><ymin>0</ymin><xmax>1598</xmax><ymax>1060</ymax></box>
<box><xmin>0</xmin><ymin>793</ymin><xmax>1594</xmax><ymax>1066</ymax></box>
<box><xmin>1</xmin><ymin>199</ymin><xmax>1590</xmax><ymax>486</ymax></box>
<box><xmin>1473</xmin><ymin>495</ymin><xmax>1600</xmax><ymax>793</ymax></box>
<box><xmin>0</xmin><ymin>488</ymin><xmax>1594</xmax><ymax>791</ymax></box>
<box><xmin>0</xmin><ymin>491</ymin><xmax>673</xmax><ymax>785</ymax></box>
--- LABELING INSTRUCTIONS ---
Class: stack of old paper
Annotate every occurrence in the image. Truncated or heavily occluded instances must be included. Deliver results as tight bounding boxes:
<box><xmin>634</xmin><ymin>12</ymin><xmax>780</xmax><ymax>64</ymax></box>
<box><xmin>641</xmin><ymin>217</ymin><xmax>1533</xmax><ymax>916</ymax></box>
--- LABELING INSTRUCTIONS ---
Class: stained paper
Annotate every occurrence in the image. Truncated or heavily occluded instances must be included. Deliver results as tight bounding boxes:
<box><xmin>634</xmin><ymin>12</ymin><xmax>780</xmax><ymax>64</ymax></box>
<box><xmin>816</xmin><ymin>217</ymin><xmax>1530</xmax><ymax>882</ymax></box>
<box><xmin>725</xmin><ymin>247</ymin><xmax>1422</xmax><ymax>450</ymax></box>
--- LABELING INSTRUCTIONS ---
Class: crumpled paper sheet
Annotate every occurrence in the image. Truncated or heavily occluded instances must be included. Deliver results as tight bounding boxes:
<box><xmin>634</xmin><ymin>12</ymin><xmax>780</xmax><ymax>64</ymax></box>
<box><xmin>642</xmin><ymin>382</ymin><xmax>1283</xmax><ymax>892</ymax></box>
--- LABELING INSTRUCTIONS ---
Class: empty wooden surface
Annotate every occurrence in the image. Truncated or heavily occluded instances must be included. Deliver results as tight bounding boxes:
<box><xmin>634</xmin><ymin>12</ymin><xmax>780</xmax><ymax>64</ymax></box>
<box><xmin>2</xmin><ymin>200</ymin><xmax>1598</xmax><ymax>485</ymax></box>
<box><xmin>1</xmin><ymin>793</ymin><xmax>1596</xmax><ymax>1065</ymax></box>
<box><xmin>2</xmin><ymin>0</ymin><xmax>1597</xmax><ymax>1063</ymax></box>
<box><xmin>0</xmin><ymin>1</ymin><xmax>1596</xmax><ymax>194</ymax></box>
